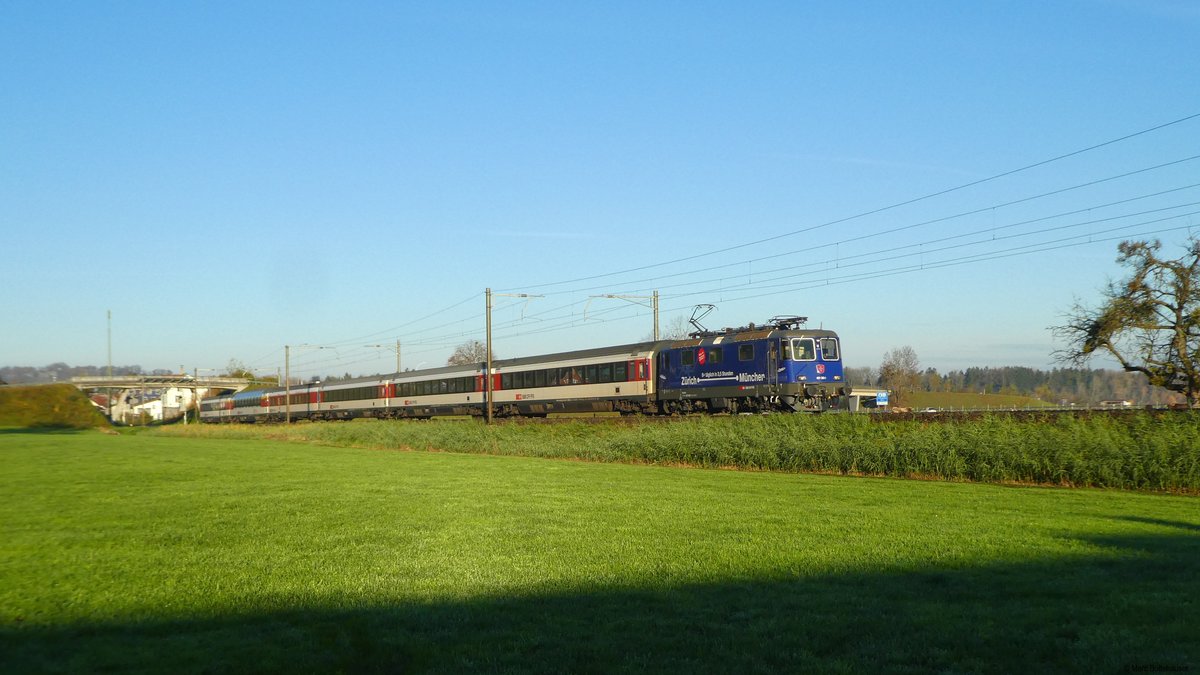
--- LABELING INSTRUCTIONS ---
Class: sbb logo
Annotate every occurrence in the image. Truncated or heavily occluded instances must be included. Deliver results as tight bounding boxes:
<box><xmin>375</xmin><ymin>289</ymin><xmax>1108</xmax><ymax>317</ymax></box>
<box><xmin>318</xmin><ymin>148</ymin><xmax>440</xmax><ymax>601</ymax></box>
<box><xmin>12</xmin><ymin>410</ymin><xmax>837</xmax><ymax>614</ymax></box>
<box><xmin>697</xmin><ymin>348</ymin><xmax>707</xmax><ymax>365</ymax></box>
<box><xmin>816</xmin><ymin>364</ymin><xmax>826</xmax><ymax>374</ymax></box>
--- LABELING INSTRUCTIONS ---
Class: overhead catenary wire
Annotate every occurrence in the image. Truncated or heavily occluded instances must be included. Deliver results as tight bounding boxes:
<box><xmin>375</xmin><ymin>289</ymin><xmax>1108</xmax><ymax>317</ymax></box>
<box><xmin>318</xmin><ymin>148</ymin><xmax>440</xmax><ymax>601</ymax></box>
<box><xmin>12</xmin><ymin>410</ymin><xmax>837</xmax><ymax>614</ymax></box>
<box><xmin>261</xmin><ymin>112</ymin><xmax>1200</xmax><ymax>377</ymax></box>
<box><xmin>497</xmin><ymin>112</ymin><xmax>1200</xmax><ymax>293</ymax></box>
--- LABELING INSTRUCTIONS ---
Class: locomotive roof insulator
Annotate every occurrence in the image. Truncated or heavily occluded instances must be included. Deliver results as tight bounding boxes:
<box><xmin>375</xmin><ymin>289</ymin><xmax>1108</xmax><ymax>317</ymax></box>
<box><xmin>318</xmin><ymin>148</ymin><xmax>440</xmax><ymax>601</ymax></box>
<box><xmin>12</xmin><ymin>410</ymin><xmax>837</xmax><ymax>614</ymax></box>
<box><xmin>768</xmin><ymin>316</ymin><xmax>808</xmax><ymax>330</ymax></box>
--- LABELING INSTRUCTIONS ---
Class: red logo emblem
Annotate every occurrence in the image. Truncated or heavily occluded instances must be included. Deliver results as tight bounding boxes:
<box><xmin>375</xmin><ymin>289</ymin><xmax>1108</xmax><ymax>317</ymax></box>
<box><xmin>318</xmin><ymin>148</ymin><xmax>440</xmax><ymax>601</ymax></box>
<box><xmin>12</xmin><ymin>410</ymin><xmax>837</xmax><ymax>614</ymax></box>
<box><xmin>697</xmin><ymin>348</ymin><xmax>707</xmax><ymax>365</ymax></box>
<box><xmin>816</xmin><ymin>364</ymin><xmax>826</xmax><ymax>374</ymax></box>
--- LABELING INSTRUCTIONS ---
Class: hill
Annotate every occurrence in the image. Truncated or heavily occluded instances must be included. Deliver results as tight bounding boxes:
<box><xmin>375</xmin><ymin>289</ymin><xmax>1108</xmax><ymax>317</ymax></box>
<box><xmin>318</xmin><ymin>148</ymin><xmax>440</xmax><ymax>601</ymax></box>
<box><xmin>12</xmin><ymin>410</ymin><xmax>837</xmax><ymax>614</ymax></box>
<box><xmin>0</xmin><ymin>384</ymin><xmax>110</xmax><ymax>429</ymax></box>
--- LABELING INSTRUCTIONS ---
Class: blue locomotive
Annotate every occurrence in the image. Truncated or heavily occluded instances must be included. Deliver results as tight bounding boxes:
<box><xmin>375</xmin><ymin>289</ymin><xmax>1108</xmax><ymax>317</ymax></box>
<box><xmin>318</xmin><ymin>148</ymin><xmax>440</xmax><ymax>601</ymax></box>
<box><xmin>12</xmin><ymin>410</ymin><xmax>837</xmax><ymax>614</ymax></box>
<box><xmin>656</xmin><ymin>316</ymin><xmax>844</xmax><ymax>413</ymax></box>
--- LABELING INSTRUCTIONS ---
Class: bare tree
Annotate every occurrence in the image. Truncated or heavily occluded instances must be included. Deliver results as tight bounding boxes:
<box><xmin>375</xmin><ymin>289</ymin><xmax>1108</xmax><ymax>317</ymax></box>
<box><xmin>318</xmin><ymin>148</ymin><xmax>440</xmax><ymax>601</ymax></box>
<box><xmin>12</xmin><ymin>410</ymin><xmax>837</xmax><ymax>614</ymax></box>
<box><xmin>447</xmin><ymin>339</ymin><xmax>491</xmax><ymax>366</ymax></box>
<box><xmin>224</xmin><ymin>359</ymin><xmax>253</xmax><ymax>379</ymax></box>
<box><xmin>842</xmin><ymin>366</ymin><xmax>878</xmax><ymax>387</ymax></box>
<box><xmin>643</xmin><ymin>315</ymin><xmax>691</xmax><ymax>341</ymax></box>
<box><xmin>1054</xmin><ymin>237</ymin><xmax>1200</xmax><ymax>406</ymax></box>
<box><xmin>879</xmin><ymin>346</ymin><xmax>920</xmax><ymax>404</ymax></box>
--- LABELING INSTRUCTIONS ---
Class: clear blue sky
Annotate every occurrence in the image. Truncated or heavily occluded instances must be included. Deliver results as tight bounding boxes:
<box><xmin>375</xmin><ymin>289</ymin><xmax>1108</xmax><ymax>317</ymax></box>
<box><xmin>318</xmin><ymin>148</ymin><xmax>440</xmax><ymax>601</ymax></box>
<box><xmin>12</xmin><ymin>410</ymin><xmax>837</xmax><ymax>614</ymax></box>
<box><xmin>2</xmin><ymin>1</ymin><xmax>1198</xmax><ymax>380</ymax></box>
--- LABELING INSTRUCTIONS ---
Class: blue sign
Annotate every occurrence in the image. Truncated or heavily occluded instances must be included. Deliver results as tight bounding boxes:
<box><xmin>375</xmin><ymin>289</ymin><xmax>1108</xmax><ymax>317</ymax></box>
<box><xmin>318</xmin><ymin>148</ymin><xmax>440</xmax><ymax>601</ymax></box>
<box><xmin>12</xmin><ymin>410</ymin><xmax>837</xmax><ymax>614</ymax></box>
<box><xmin>877</xmin><ymin>391</ymin><xmax>889</xmax><ymax>406</ymax></box>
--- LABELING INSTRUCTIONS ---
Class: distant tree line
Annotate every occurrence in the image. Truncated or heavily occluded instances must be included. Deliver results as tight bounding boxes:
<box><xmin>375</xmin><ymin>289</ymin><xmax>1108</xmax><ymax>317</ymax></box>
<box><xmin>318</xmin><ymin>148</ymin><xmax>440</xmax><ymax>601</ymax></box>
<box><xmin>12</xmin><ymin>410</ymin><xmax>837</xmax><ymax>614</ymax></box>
<box><xmin>842</xmin><ymin>365</ymin><xmax>1182</xmax><ymax>406</ymax></box>
<box><xmin>0</xmin><ymin>363</ymin><xmax>173</xmax><ymax>385</ymax></box>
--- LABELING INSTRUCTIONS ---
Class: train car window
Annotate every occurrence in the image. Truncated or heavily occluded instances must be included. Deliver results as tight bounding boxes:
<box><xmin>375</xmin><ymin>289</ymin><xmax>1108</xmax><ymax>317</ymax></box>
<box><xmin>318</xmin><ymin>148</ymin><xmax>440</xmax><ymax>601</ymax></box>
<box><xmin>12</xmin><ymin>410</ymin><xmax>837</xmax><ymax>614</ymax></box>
<box><xmin>681</xmin><ymin>350</ymin><xmax>694</xmax><ymax>366</ymax></box>
<box><xmin>585</xmin><ymin>365</ymin><xmax>598</xmax><ymax>384</ymax></box>
<box><xmin>501</xmin><ymin>373</ymin><xmax>512</xmax><ymax>389</ymax></box>
<box><xmin>739</xmin><ymin>344</ymin><xmax>754</xmax><ymax>361</ymax></box>
<box><xmin>598</xmin><ymin>363</ymin><xmax>612</xmax><ymax>383</ymax></box>
<box><xmin>532</xmin><ymin>370</ymin><xmax>544</xmax><ymax>388</ymax></box>
<box><xmin>792</xmin><ymin>338</ymin><xmax>816</xmax><ymax>360</ymax></box>
<box><xmin>614</xmin><ymin>361</ymin><xmax>628</xmax><ymax>381</ymax></box>
<box><xmin>821</xmin><ymin>338</ymin><xmax>840</xmax><ymax>360</ymax></box>
<box><xmin>570</xmin><ymin>367</ymin><xmax>583</xmax><ymax>384</ymax></box>
<box><xmin>710</xmin><ymin>348</ymin><xmax>723</xmax><ymax>364</ymax></box>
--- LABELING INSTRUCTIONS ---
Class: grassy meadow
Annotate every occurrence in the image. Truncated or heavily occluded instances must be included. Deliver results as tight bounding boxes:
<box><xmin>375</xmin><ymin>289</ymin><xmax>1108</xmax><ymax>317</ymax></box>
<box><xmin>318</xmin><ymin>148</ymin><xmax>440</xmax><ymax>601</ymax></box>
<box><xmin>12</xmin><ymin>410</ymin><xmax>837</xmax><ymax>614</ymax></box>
<box><xmin>2</xmin><ymin>428</ymin><xmax>1197</xmax><ymax>673</ymax></box>
<box><xmin>903</xmin><ymin>390</ymin><xmax>1052</xmax><ymax>409</ymax></box>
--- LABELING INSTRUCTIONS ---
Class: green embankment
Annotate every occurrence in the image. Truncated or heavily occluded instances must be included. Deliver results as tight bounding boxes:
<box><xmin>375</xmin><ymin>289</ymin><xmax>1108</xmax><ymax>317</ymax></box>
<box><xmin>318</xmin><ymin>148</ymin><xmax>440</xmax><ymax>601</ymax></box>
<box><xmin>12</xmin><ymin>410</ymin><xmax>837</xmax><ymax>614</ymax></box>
<box><xmin>1</xmin><ymin>432</ymin><xmax>1196</xmax><ymax>673</ymax></box>
<box><xmin>0</xmin><ymin>384</ymin><xmax>109</xmax><ymax>429</ymax></box>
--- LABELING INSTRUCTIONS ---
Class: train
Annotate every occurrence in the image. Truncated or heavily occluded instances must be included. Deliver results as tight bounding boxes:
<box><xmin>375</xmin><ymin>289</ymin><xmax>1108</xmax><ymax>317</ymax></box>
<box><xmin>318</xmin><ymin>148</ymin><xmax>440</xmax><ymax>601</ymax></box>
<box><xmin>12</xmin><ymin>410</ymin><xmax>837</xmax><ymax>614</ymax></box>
<box><xmin>199</xmin><ymin>316</ymin><xmax>845</xmax><ymax>422</ymax></box>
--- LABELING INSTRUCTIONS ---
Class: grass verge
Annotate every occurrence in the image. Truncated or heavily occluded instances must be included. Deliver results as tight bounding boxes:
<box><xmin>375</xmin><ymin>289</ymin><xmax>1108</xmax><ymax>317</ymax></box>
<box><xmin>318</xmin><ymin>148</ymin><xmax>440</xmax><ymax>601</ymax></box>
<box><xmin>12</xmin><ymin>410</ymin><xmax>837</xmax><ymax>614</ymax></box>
<box><xmin>1</xmin><ymin>430</ymin><xmax>1197</xmax><ymax>672</ymax></box>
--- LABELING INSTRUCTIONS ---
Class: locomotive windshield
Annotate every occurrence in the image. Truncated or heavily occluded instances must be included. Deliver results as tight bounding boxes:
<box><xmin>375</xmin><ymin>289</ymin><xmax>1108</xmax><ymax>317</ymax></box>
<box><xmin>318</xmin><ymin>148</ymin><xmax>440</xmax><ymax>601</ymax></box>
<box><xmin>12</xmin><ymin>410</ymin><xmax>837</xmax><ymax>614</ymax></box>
<box><xmin>786</xmin><ymin>337</ymin><xmax>838</xmax><ymax>361</ymax></box>
<box><xmin>820</xmin><ymin>338</ymin><xmax>839</xmax><ymax>360</ymax></box>
<box><xmin>789</xmin><ymin>338</ymin><xmax>815</xmax><ymax>360</ymax></box>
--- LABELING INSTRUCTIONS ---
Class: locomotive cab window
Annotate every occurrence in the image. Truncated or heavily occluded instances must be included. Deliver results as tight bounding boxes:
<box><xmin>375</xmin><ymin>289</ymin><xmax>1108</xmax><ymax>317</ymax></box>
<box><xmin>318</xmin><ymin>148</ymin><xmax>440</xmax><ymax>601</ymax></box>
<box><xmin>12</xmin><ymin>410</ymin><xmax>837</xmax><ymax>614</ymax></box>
<box><xmin>709</xmin><ymin>348</ymin><xmax>723</xmax><ymax>364</ymax></box>
<box><xmin>738</xmin><ymin>344</ymin><xmax>754</xmax><ymax>361</ymax></box>
<box><xmin>681</xmin><ymin>350</ymin><xmax>694</xmax><ymax>366</ymax></box>
<box><xmin>820</xmin><ymin>338</ymin><xmax>840</xmax><ymax>360</ymax></box>
<box><xmin>791</xmin><ymin>338</ymin><xmax>816</xmax><ymax>361</ymax></box>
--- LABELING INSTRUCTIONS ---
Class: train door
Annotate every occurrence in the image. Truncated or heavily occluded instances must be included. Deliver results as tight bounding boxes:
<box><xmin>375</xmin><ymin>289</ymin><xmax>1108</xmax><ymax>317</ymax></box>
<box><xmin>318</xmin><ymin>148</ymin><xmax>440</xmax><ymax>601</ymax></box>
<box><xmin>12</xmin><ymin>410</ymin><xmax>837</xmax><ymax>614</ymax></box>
<box><xmin>767</xmin><ymin>340</ymin><xmax>779</xmax><ymax>387</ymax></box>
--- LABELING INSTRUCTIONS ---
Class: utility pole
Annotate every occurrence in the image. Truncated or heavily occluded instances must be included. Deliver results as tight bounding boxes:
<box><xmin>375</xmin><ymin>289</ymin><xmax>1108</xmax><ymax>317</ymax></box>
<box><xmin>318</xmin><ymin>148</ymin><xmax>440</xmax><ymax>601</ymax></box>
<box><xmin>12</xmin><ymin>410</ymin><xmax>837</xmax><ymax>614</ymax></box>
<box><xmin>106</xmin><ymin>310</ymin><xmax>112</xmax><ymax>421</ymax></box>
<box><xmin>365</xmin><ymin>340</ymin><xmax>402</xmax><ymax>373</ymax></box>
<box><xmin>485</xmin><ymin>288</ymin><xmax>493</xmax><ymax>424</ymax></box>
<box><xmin>589</xmin><ymin>291</ymin><xmax>659</xmax><ymax>340</ymax></box>
<box><xmin>285</xmin><ymin>344</ymin><xmax>327</xmax><ymax>423</ymax></box>
<box><xmin>485</xmin><ymin>289</ymin><xmax>543</xmax><ymax>424</ymax></box>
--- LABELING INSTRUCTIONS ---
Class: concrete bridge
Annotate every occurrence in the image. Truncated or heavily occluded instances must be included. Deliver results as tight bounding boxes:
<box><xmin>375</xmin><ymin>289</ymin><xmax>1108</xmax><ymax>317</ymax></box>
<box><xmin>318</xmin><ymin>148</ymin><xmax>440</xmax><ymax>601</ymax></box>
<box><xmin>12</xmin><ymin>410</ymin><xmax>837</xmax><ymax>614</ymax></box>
<box><xmin>71</xmin><ymin>375</ymin><xmax>252</xmax><ymax>423</ymax></box>
<box><xmin>70</xmin><ymin>375</ymin><xmax>252</xmax><ymax>392</ymax></box>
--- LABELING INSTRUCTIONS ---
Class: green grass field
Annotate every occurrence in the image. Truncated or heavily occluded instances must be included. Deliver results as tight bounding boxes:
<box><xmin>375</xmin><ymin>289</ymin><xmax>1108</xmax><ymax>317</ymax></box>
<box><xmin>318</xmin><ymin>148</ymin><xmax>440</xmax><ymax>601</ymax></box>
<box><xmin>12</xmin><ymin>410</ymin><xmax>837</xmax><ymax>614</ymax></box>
<box><xmin>904</xmin><ymin>391</ymin><xmax>1052</xmax><ymax>409</ymax></box>
<box><xmin>2</xmin><ymin>429</ymin><xmax>1197</xmax><ymax>673</ymax></box>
